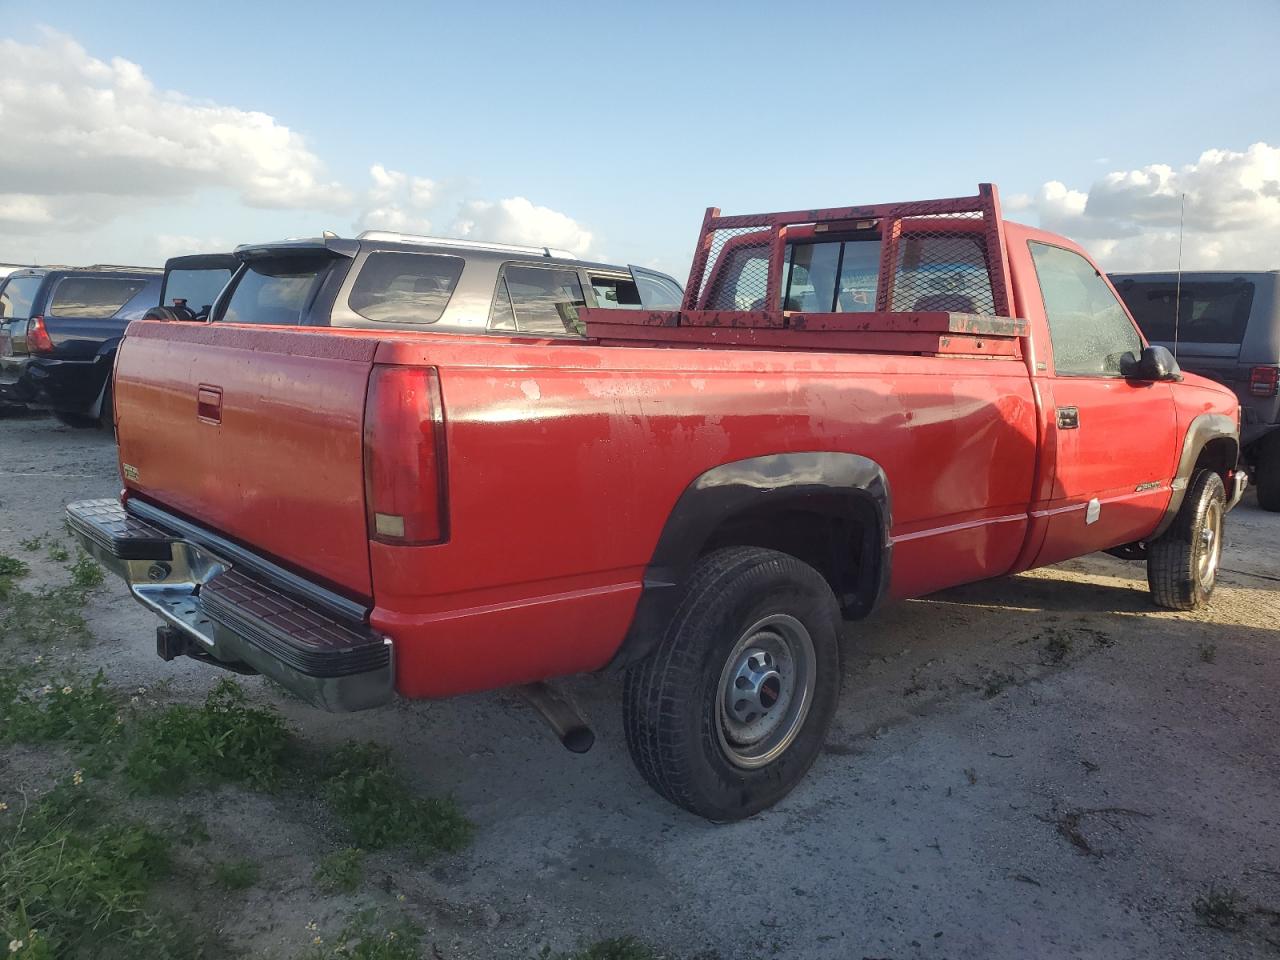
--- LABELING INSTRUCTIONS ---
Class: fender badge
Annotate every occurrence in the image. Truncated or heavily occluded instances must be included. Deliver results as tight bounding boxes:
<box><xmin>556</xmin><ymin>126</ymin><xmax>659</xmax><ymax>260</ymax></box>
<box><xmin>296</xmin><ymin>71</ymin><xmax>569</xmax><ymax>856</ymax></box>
<box><xmin>1135</xmin><ymin>481</ymin><xmax>1160</xmax><ymax>493</ymax></box>
<box><xmin>122</xmin><ymin>463</ymin><xmax>139</xmax><ymax>482</ymax></box>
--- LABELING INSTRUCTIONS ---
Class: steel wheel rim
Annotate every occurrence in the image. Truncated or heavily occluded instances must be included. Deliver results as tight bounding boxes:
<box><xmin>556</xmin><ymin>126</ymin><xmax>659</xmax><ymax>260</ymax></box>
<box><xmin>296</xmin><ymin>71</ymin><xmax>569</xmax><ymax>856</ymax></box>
<box><xmin>715</xmin><ymin>613</ymin><xmax>816</xmax><ymax>770</ymax></box>
<box><xmin>1198</xmin><ymin>500</ymin><xmax>1223</xmax><ymax>590</ymax></box>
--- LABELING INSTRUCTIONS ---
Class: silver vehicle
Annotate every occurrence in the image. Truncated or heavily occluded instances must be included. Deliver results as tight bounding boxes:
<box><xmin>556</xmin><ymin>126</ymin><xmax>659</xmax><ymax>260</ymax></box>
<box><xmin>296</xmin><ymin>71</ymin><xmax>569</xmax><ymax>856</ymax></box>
<box><xmin>1111</xmin><ymin>271</ymin><xmax>1280</xmax><ymax>511</ymax></box>
<box><xmin>210</xmin><ymin>231</ymin><xmax>683</xmax><ymax>336</ymax></box>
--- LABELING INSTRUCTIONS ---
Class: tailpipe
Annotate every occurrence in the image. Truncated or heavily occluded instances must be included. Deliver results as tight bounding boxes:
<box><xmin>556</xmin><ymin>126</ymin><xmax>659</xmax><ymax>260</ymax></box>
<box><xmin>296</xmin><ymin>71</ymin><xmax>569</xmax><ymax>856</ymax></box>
<box><xmin>517</xmin><ymin>682</ymin><xmax>595</xmax><ymax>753</ymax></box>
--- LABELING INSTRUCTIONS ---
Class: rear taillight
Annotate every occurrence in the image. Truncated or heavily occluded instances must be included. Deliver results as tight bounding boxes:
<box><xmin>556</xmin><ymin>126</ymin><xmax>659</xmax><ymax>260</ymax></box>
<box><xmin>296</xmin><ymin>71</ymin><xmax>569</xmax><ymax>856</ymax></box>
<box><xmin>363</xmin><ymin>365</ymin><xmax>449</xmax><ymax>545</ymax></box>
<box><xmin>27</xmin><ymin>316</ymin><xmax>53</xmax><ymax>354</ymax></box>
<box><xmin>1249</xmin><ymin>365</ymin><xmax>1279</xmax><ymax>398</ymax></box>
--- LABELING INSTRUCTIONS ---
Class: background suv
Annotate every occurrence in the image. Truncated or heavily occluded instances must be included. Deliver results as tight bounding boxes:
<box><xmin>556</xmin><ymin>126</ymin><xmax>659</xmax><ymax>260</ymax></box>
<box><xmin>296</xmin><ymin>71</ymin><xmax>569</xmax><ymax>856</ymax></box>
<box><xmin>1112</xmin><ymin>270</ymin><xmax>1280</xmax><ymax>511</ymax></box>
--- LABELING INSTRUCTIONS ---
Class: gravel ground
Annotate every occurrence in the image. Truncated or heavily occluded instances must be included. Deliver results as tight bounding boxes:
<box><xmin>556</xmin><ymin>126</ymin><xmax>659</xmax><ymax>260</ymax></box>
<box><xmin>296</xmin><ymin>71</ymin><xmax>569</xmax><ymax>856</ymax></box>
<box><xmin>2</xmin><ymin>410</ymin><xmax>1278</xmax><ymax>959</ymax></box>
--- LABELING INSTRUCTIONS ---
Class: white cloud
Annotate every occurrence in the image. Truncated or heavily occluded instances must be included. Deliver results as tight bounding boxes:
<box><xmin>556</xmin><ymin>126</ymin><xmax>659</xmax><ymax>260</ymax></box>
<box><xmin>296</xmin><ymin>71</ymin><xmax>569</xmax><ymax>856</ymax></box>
<box><xmin>0</xmin><ymin>29</ymin><xmax>349</xmax><ymax>233</ymax></box>
<box><xmin>356</xmin><ymin>168</ymin><xmax>593</xmax><ymax>256</ymax></box>
<box><xmin>1022</xmin><ymin>142</ymin><xmax>1280</xmax><ymax>270</ymax></box>
<box><xmin>452</xmin><ymin>197</ymin><xmax>593</xmax><ymax>256</ymax></box>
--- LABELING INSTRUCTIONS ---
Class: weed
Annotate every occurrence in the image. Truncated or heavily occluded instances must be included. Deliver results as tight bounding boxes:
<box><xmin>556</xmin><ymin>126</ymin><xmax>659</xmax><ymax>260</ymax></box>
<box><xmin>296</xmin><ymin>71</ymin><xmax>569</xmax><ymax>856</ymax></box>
<box><xmin>981</xmin><ymin>671</ymin><xmax>1017</xmax><ymax>699</ymax></box>
<box><xmin>314</xmin><ymin>847</ymin><xmax>364</xmax><ymax>894</ymax></box>
<box><xmin>0</xmin><ymin>784</ymin><xmax>195</xmax><ymax>959</ymax></box>
<box><xmin>1193</xmin><ymin>884</ymin><xmax>1248</xmax><ymax>930</ymax></box>
<box><xmin>0</xmin><ymin>584</ymin><xmax>91</xmax><ymax>645</ymax></box>
<box><xmin>0</xmin><ymin>669</ymin><xmax>121</xmax><ymax>747</ymax></box>
<box><xmin>0</xmin><ymin>555</ymin><xmax>29</xmax><ymax>579</ymax></box>
<box><xmin>212</xmin><ymin>857</ymin><xmax>260</xmax><ymax>891</ymax></box>
<box><xmin>68</xmin><ymin>552</ymin><xmax>105</xmax><ymax>590</ymax></box>
<box><xmin>542</xmin><ymin>937</ymin><xmax>664</xmax><ymax>960</ymax></box>
<box><xmin>123</xmin><ymin>678</ymin><xmax>290</xmax><ymax>794</ymax></box>
<box><xmin>1198</xmin><ymin>642</ymin><xmax>1217</xmax><ymax>664</ymax></box>
<box><xmin>1042</xmin><ymin>632</ymin><xmax>1073</xmax><ymax>664</ymax></box>
<box><xmin>324</xmin><ymin>742</ymin><xmax>472</xmax><ymax>856</ymax></box>
<box><xmin>1043</xmin><ymin>806</ymin><xmax>1152</xmax><ymax>857</ymax></box>
<box><xmin>45</xmin><ymin>543</ymin><xmax>69</xmax><ymax>564</ymax></box>
<box><xmin>0</xmin><ymin>554</ymin><xmax>29</xmax><ymax>600</ymax></box>
<box><xmin>18</xmin><ymin>536</ymin><xmax>43</xmax><ymax>553</ymax></box>
<box><xmin>301</xmin><ymin>910</ymin><xmax>420</xmax><ymax>960</ymax></box>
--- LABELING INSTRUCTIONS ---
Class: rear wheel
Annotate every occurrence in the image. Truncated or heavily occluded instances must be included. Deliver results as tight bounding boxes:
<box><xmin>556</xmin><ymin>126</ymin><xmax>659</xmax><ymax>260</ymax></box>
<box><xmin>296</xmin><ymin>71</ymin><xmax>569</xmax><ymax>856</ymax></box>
<box><xmin>1147</xmin><ymin>469</ymin><xmax>1226</xmax><ymax>610</ymax></box>
<box><xmin>1257</xmin><ymin>435</ymin><xmax>1280</xmax><ymax>512</ymax></box>
<box><xmin>623</xmin><ymin>546</ymin><xmax>841</xmax><ymax>822</ymax></box>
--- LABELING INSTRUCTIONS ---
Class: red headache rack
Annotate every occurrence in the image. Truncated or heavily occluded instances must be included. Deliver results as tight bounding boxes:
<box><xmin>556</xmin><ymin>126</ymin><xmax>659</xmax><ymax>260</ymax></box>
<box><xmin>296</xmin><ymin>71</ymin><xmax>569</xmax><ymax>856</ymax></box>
<box><xmin>583</xmin><ymin>183</ymin><xmax>1027</xmax><ymax>358</ymax></box>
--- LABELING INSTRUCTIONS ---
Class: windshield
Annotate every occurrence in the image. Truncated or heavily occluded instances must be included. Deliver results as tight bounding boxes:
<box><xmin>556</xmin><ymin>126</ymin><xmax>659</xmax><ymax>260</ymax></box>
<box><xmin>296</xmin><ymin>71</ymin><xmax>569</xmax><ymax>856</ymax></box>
<box><xmin>164</xmin><ymin>268</ymin><xmax>234</xmax><ymax>317</ymax></box>
<box><xmin>0</xmin><ymin>276</ymin><xmax>43</xmax><ymax>321</ymax></box>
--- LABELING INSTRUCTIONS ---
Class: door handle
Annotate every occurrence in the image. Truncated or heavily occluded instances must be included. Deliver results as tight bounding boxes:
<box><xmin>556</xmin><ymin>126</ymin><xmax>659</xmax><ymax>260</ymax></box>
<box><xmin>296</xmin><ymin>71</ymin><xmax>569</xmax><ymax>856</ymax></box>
<box><xmin>197</xmin><ymin>384</ymin><xmax>223</xmax><ymax>424</ymax></box>
<box><xmin>1056</xmin><ymin>406</ymin><xmax>1079</xmax><ymax>430</ymax></box>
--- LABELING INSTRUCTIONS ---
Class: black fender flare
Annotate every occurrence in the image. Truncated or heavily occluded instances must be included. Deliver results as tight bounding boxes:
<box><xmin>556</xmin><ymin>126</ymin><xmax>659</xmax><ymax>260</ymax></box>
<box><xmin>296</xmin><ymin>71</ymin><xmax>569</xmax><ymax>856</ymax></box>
<box><xmin>1149</xmin><ymin>412</ymin><xmax>1239</xmax><ymax>540</ymax></box>
<box><xmin>610</xmin><ymin>452</ymin><xmax>892</xmax><ymax>669</ymax></box>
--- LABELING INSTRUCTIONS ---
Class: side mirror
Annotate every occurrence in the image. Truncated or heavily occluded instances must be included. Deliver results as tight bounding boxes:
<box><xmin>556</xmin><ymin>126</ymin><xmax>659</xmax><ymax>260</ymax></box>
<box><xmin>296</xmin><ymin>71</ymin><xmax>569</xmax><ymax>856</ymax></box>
<box><xmin>1120</xmin><ymin>345</ymin><xmax>1181</xmax><ymax>383</ymax></box>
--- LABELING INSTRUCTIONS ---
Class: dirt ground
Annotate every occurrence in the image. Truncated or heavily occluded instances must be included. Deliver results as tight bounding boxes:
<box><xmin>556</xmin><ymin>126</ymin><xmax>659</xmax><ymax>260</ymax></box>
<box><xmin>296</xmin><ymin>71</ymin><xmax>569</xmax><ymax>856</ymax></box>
<box><xmin>2</xmin><ymin>409</ymin><xmax>1278</xmax><ymax>959</ymax></box>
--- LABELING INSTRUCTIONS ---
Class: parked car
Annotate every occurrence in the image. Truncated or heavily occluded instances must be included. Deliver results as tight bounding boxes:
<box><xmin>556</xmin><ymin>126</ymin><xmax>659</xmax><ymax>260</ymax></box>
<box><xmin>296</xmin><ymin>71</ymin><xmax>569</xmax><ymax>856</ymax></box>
<box><xmin>0</xmin><ymin>265</ymin><xmax>161</xmax><ymax>428</ymax></box>
<box><xmin>67</xmin><ymin>192</ymin><xmax>1243</xmax><ymax>821</ymax></box>
<box><xmin>1111</xmin><ymin>271</ymin><xmax>1279</xmax><ymax>511</ymax></box>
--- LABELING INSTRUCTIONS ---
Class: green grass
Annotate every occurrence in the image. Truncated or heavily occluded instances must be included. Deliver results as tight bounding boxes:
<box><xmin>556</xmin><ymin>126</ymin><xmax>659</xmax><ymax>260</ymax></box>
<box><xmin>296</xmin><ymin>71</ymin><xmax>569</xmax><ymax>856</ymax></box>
<box><xmin>0</xmin><ymin>584</ymin><xmax>92</xmax><ymax>645</ymax></box>
<box><xmin>68</xmin><ymin>553</ymin><xmax>105</xmax><ymax>590</ymax></box>
<box><xmin>0</xmin><ymin>669</ymin><xmax>121</xmax><ymax>747</ymax></box>
<box><xmin>314</xmin><ymin>847</ymin><xmax>364</xmax><ymax>894</ymax></box>
<box><xmin>323</xmin><ymin>742</ymin><xmax>472</xmax><ymax>856</ymax></box>
<box><xmin>212</xmin><ymin>857</ymin><xmax>259</xmax><ymax>892</ymax></box>
<box><xmin>0</xmin><ymin>783</ymin><xmax>203</xmax><ymax>959</ymax></box>
<box><xmin>301</xmin><ymin>910</ymin><xmax>420</xmax><ymax>960</ymax></box>
<box><xmin>0</xmin><ymin>554</ymin><xmax>29</xmax><ymax>600</ymax></box>
<box><xmin>45</xmin><ymin>543</ymin><xmax>69</xmax><ymax>564</ymax></box>
<box><xmin>122</xmin><ymin>678</ymin><xmax>290</xmax><ymax>794</ymax></box>
<box><xmin>18</xmin><ymin>536</ymin><xmax>44</xmax><ymax>553</ymax></box>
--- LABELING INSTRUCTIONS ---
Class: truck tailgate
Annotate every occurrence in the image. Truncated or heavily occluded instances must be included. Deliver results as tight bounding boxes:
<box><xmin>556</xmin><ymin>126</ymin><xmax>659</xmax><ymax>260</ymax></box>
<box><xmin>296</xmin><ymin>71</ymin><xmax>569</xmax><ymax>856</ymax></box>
<box><xmin>114</xmin><ymin>322</ymin><xmax>378</xmax><ymax>598</ymax></box>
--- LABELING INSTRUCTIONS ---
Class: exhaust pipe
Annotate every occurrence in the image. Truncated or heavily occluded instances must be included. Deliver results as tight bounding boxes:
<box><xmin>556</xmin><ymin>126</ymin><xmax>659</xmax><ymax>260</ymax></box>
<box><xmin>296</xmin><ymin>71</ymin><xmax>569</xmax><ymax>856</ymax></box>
<box><xmin>517</xmin><ymin>682</ymin><xmax>595</xmax><ymax>753</ymax></box>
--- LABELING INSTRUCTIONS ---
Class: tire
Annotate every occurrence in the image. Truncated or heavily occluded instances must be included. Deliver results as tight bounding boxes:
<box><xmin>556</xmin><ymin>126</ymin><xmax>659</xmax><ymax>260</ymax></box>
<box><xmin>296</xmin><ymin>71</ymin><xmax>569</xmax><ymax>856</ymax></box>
<box><xmin>1257</xmin><ymin>435</ymin><xmax>1280</xmax><ymax>513</ymax></box>
<box><xmin>623</xmin><ymin>546</ymin><xmax>842</xmax><ymax>822</ymax></box>
<box><xmin>1147</xmin><ymin>469</ymin><xmax>1226</xmax><ymax>610</ymax></box>
<box><xmin>98</xmin><ymin>381</ymin><xmax>115</xmax><ymax>435</ymax></box>
<box><xmin>52</xmin><ymin>410</ymin><xmax>100</xmax><ymax>429</ymax></box>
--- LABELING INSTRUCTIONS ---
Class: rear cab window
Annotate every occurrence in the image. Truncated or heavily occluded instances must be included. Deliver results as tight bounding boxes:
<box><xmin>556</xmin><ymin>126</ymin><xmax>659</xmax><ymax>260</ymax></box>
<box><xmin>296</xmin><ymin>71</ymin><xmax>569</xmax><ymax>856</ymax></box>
<box><xmin>217</xmin><ymin>257</ymin><xmax>333</xmax><ymax>326</ymax></box>
<box><xmin>1113</xmin><ymin>278</ymin><xmax>1256</xmax><ymax>346</ymax></box>
<box><xmin>589</xmin><ymin>275</ymin><xmax>643</xmax><ymax>309</ymax></box>
<box><xmin>705</xmin><ymin>231</ymin><xmax>994</xmax><ymax>314</ymax></box>
<box><xmin>489</xmin><ymin>263</ymin><xmax>587</xmax><ymax>336</ymax></box>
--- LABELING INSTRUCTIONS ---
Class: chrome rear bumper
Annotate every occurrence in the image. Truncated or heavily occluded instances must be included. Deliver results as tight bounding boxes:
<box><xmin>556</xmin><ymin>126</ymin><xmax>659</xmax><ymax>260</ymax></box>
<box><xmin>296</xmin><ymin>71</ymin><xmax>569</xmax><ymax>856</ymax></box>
<box><xmin>66</xmin><ymin>498</ymin><xmax>393</xmax><ymax>712</ymax></box>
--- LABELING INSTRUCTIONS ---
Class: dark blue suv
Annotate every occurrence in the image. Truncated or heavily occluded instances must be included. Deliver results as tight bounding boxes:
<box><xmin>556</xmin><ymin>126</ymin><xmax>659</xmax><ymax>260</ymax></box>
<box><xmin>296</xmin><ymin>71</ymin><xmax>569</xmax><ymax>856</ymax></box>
<box><xmin>0</xmin><ymin>265</ymin><xmax>161</xmax><ymax>428</ymax></box>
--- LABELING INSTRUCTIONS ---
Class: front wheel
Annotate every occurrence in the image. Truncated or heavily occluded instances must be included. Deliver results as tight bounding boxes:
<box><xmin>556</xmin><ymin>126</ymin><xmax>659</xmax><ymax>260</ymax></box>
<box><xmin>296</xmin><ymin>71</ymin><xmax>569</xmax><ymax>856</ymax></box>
<box><xmin>623</xmin><ymin>546</ymin><xmax>841</xmax><ymax>821</ymax></box>
<box><xmin>1147</xmin><ymin>469</ymin><xmax>1226</xmax><ymax>610</ymax></box>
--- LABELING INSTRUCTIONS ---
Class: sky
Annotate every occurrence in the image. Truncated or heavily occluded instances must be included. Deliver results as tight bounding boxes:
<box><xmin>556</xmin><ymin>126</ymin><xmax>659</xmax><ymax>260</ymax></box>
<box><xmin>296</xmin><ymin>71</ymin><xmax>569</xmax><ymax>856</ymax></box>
<box><xmin>0</xmin><ymin>0</ymin><xmax>1277</xmax><ymax>277</ymax></box>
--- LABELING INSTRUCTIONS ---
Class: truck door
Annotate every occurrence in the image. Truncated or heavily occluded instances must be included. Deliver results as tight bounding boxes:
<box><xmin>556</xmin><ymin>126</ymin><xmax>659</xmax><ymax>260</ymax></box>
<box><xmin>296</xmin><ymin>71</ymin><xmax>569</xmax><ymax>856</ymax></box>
<box><xmin>1025</xmin><ymin>240</ymin><xmax>1179</xmax><ymax>566</ymax></box>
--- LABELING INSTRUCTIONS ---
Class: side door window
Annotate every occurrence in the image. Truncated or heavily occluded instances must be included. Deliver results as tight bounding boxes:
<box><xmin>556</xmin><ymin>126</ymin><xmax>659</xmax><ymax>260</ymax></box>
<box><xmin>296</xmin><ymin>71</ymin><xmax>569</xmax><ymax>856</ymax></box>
<box><xmin>1029</xmin><ymin>242</ymin><xmax>1142</xmax><ymax>377</ymax></box>
<box><xmin>48</xmin><ymin>277</ymin><xmax>150</xmax><ymax>318</ymax></box>
<box><xmin>489</xmin><ymin>263</ymin><xmax>587</xmax><ymax>336</ymax></box>
<box><xmin>348</xmin><ymin>252</ymin><xmax>465</xmax><ymax>324</ymax></box>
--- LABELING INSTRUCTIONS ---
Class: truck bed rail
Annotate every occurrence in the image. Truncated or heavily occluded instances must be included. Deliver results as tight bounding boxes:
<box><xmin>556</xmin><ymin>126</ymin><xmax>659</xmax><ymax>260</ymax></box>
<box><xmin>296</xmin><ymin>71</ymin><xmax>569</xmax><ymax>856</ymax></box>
<box><xmin>584</xmin><ymin>184</ymin><xmax>1024</xmax><ymax>356</ymax></box>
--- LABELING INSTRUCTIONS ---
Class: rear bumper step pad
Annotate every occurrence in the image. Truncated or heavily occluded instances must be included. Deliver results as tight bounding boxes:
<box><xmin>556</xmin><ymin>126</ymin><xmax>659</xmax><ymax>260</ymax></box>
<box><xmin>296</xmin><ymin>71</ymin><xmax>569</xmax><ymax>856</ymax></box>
<box><xmin>66</xmin><ymin>498</ymin><xmax>393</xmax><ymax>712</ymax></box>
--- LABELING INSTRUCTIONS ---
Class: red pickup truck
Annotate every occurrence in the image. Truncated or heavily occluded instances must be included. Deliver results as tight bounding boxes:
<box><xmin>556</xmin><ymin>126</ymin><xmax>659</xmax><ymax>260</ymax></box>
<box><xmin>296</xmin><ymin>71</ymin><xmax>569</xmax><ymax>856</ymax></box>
<box><xmin>69</xmin><ymin>186</ymin><xmax>1246</xmax><ymax>821</ymax></box>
